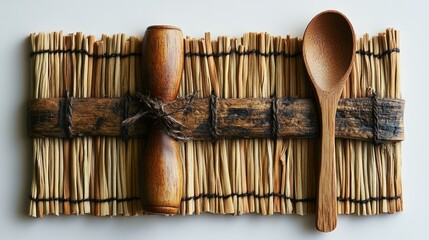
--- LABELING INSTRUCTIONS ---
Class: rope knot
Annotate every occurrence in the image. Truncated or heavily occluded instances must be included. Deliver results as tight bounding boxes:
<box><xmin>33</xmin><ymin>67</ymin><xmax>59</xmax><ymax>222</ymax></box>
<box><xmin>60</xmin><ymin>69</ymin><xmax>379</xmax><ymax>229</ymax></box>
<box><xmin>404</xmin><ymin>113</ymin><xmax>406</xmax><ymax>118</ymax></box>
<box><xmin>121</xmin><ymin>91</ymin><xmax>198</xmax><ymax>141</ymax></box>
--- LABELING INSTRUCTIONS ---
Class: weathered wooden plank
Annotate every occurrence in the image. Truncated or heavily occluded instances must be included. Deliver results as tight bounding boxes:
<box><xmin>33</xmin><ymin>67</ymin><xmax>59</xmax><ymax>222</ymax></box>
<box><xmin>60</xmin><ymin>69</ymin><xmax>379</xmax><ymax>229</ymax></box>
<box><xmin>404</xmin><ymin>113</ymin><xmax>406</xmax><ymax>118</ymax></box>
<box><xmin>27</xmin><ymin>97</ymin><xmax>404</xmax><ymax>142</ymax></box>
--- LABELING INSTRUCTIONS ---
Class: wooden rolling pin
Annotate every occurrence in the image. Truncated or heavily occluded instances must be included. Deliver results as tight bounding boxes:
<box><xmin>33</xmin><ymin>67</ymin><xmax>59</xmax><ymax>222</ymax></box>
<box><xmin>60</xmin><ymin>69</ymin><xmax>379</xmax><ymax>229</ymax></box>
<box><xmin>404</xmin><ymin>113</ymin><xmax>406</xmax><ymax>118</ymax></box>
<box><xmin>140</xmin><ymin>26</ymin><xmax>184</xmax><ymax>215</ymax></box>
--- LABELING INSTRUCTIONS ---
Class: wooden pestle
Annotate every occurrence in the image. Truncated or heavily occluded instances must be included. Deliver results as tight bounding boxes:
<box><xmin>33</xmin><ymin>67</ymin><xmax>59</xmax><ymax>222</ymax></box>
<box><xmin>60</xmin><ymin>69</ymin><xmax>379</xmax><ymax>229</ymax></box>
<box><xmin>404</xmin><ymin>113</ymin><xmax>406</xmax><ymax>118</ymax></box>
<box><xmin>140</xmin><ymin>26</ymin><xmax>184</xmax><ymax>215</ymax></box>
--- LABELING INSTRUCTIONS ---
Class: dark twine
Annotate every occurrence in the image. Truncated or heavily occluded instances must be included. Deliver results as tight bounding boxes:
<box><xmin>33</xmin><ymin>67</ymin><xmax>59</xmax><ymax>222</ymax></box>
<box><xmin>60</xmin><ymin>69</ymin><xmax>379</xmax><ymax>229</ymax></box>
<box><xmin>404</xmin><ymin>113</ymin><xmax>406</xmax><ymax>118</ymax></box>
<box><xmin>121</xmin><ymin>91</ymin><xmax>198</xmax><ymax>141</ymax></box>
<box><xmin>29</xmin><ymin>194</ymin><xmax>401</xmax><ymax>205</ymax></box>
<box><xmin>30</xmin><ymin>49</ymin><xmax>140</xmax><ymax>59</ymax></box>
<box><xmin>29</xmin><ymin>196</ymin><xmax>140</xmax><ymax>204</ymax></box>
<box><xmin>210</xmin><ymin>91</ymin><xmax>219</xmax><ymax>141</ymax></box>
<box><xmin>30</xmin><ymin>48</ymin><xmax>400</xmax><ymax>60</ymax></box>
<box><xmin>272</xmin><ymin>96</ymin><xmax>279</xmax><ymax>139</ymax></box>
<box><xmin>121</xmin><ymin>94</ymin><xmax>131</xmax><ymax>140</ymax></box>
<box><xmin>65</xmin><ymin>91</ymin><xmax>73</xmax><ymax>138</ymax></box>
<box><xmin>368</xmin><ymin>87</ymin><xmax>384</xmax><ymax>145</ymax></box>
<box><xmin>182</xmin><ymin>48</ymin><xmax>400</xmax><ymax>59</ymax></box>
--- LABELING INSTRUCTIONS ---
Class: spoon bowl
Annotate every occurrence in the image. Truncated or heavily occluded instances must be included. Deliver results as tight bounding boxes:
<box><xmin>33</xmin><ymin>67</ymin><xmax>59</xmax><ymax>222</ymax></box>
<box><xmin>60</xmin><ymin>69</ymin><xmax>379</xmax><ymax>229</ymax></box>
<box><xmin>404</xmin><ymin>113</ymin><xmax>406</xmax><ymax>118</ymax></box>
<box><xmin>304</xmin><ymin>11</ymin><xmax>355</xmax><ymax>93</ymax></box>
<box><xmin>303</xmin><ymin>10</ymin><xmax>355</xmax><ymax>232</ymax></box>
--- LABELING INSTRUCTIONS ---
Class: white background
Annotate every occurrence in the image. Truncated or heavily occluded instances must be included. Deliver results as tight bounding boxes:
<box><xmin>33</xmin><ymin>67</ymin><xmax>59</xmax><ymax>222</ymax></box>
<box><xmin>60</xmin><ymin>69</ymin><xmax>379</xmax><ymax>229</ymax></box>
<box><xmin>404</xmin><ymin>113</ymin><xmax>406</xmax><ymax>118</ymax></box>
<box><xmin>0</xmin><ymin>0</ymin><xmax>427</xmax><ymax>239</ymax></box>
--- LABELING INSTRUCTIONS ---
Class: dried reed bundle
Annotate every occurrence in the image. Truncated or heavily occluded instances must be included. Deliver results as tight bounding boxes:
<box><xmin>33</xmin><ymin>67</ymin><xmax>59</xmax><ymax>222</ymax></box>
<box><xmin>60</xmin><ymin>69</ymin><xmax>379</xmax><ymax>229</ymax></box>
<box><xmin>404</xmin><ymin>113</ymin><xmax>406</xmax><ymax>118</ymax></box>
<box><xmin>29</xmin><ymin>29</ymin><xmax>402</xmax><ymax>217</ymax></box>
<box><xmin>178</xmin><ymin>29</ymin><xmax>401</xmax><ymax>216</ymax></box>
<box><xmin>336</xmin><ymin>29</ymin><xmax>402</xmax><ymax>215</ymax></box>
<box><xmin>30</xmin><ymin>32</ymin><xmax>143</xmax><ymax>217</ymax></box>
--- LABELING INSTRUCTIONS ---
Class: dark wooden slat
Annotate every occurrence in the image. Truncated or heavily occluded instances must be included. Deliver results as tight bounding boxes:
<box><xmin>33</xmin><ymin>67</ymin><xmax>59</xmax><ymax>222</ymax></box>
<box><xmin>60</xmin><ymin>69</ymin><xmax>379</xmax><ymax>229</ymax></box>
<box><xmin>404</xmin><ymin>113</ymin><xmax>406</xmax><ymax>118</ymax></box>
<box><xmin>27</xmin><ymin>97</ymin><xmax>404</xmax><ymax>142</ymax></box>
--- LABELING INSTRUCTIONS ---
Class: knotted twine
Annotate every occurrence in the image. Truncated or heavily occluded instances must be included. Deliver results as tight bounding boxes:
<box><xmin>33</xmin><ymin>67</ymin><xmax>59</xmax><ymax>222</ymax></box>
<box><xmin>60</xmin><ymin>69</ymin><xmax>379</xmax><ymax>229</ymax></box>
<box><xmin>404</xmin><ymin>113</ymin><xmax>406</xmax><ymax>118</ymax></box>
<box><xmin>121</xmin><ymin>91</ymin><xmax>198</xmax><ymax>141</ymax></box>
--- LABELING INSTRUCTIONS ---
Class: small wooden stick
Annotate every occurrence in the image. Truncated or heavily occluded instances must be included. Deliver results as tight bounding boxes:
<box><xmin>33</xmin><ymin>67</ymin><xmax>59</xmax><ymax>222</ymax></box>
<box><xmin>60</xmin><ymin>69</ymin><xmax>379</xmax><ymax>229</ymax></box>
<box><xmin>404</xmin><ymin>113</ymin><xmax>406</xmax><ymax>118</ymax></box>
<box><xmin>62</xmin><ymin>35</ymin><xmax>73</xmax><ymax>215</ymax></box>
<box><xmin>205</xmin><ymin>33</ymin><xmax>219</xmax><ymax>97</ymax></box>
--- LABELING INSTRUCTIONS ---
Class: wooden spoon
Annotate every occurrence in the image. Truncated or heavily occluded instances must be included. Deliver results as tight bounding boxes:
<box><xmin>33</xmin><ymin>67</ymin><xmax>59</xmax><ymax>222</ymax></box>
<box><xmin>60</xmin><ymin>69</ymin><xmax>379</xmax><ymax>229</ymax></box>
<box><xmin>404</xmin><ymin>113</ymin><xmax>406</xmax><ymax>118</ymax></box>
<box><xmin>302</xmin><ymin>10</ymin><xmax>355</xmax><ymax>232</ymax></box>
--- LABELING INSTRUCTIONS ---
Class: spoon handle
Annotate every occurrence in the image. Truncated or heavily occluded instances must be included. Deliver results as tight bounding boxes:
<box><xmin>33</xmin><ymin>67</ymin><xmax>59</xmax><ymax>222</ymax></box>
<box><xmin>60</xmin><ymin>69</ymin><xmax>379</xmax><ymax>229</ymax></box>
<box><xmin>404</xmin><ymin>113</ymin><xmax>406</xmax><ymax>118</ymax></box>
<box><xmin>316</xmin><ymin>94</ymin><xmax>339</xmax><ymax>232</ymax></box>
